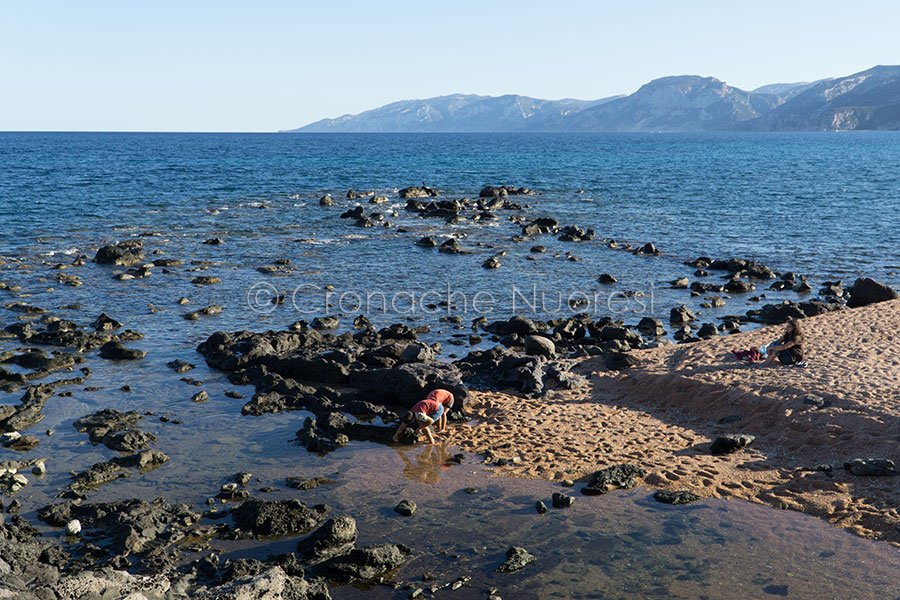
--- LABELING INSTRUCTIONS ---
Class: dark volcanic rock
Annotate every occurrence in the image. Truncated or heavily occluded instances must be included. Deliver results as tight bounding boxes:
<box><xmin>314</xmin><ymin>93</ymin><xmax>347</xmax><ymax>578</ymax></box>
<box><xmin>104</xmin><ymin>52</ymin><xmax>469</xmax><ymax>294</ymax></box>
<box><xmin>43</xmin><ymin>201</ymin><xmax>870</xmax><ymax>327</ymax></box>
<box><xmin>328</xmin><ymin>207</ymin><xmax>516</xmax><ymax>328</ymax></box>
<box><xmin>523</xmin><ymin>335</ymin><xmax>555</xmax><ymax>357</ymax></box>
<box><xmin>286</xmin><ymin>476</ymin><xmax>335</xmax><ymax>491</ymax></box>
<box><xmin>74</xmin><ymin>408</ymin><xmax>144</xmax><ymax>444</ymax></box>
<box><xmin>710</xmin><ymin>434</ymin><xmax>755</xmax><ymax>455</ymax></box>
<box><xmin>603</xmin><ymin>352</ymin><xmax>639</xmax><ymax>370</ymax></box>
<box><xmin>551</xmin><ymin>492</ymin><xmax>574</xmax><ymax>508</ymax></box>
<box><xmin>297</xmin><ymin>515</ymin><xmax>358</xmax><ymax>563</ymax></box>
<box><xmin>496</xmin><ymin>546</ymin><xmax>536</xmax><ymax>573</ymax></box>
<box><xmin>69</xmin><ymin>459</ymin><xmax>129</xmax><ymax>493</ymax></box>
<box><xmin>482</xmin><ymin>256</ymin><xmax>502</xmax><ymax>269</ymax></box>
<box><xmin>38</xmin><ymin>497</ymin><xmax>199</xmax><ymax>559</ymax></box>
<box><xmin>846</xmin><ymin>277</ymin><xmax>898</xmax><ymax>308</ymax></box>
<box><xmin>0</xmin><ymin>384</ymin><xmax>55</xmax><ymax>431</ymax></box>
<box><xmin>101</xmin><ymin>429</ymin><xmax>157</xmax><ymax>452</ymax></box>
<box><xmin>95</xmin><ymin>240</ymin><xmax>144</xmax><ymax>266</ymax></box>
<box><xmin>582</xmin><ymin>464</ymin><xmax>646</xmax><ymax>495</ymax></box>
<box><xmin>393</xmin><ymin>499</ymin><xmax>416</xmax><ymax>517</ymax></box>
<box><xmin>194</xmin><ymin>566</ymin><xmax>331</xmax><ymax>600</ymax></box>
<box><xmin>637</xmin><ymin>317</ymin><xmax>665</xmax><ymax>336</ymax></box>
<box><xmin>355</xmin><ymin>363</ymin><xmax>467</xmax><ymax>412</ymax></box>
<box><xmin>697</xmin><ymin>323</ymin><xmax>719</xmax><ymax>338</ymax></box>
<box><xmin>653</xmin><ymin>490</ymin><xmax>700</xmax><ymax>505</ymax></box>
<box><xmin>843</xmin><ymin>458</ymin><xmax>896</xmax><ymax>476</ymax></box>
<box><xmin>318</xmin><ymin>543</ymin><xmax>411</xmax><ymax>581</ymax></box>
<box><xmin>399</xmin><ymin>185</ymin><xmax>439</xmax><ymax>199</ymax></box>
<box><xmin>98</xmin><ymin>341</ymin><xmax>146</xmax><ymax>361</ymax></box>
<box><xmin>231</xmin><ymin>499</ymin><xmax>329</xmax><ymax>538</ymax></box>
<box><xmin>93</xmin><ymin>313</ymin><xmax>123</xmax><ymax>331</ymax></box>
<box><xmin>669</xmin><ymin>305</ymin><xmax>696</xmax><ymax>324</ymax></box>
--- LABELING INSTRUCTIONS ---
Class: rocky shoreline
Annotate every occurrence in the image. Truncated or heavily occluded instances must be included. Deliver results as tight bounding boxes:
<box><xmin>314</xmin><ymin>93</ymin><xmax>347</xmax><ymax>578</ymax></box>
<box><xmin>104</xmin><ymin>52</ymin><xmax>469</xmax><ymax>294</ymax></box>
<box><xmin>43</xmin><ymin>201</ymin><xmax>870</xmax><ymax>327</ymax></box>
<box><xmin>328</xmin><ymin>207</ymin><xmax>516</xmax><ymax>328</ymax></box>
<box><xmin>1</xmin><ymin>183</ymin><xmax>898</xmax><ymax>598</ymax></box>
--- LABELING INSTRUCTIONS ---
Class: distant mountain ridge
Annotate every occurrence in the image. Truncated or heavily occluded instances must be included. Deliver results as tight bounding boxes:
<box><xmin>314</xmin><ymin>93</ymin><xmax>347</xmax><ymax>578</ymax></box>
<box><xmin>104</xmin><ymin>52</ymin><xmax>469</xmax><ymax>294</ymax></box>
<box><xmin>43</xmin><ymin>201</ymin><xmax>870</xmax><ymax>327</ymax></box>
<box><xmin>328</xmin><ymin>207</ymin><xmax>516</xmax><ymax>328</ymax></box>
<box><xmin>285</xmin><ymin>65</ymin><xmax>900</xmax><ymax>133</ymax></box>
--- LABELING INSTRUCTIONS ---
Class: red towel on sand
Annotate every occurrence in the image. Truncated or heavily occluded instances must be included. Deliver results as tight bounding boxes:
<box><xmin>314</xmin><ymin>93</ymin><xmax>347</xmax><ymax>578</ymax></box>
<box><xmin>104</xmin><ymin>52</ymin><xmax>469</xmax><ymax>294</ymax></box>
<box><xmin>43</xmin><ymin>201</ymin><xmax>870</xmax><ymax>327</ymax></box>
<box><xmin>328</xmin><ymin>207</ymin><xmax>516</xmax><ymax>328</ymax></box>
<box><xmin>732</xmin><ymin>347</ymin><xmax>763</xmax><ymax>362</ymax></box>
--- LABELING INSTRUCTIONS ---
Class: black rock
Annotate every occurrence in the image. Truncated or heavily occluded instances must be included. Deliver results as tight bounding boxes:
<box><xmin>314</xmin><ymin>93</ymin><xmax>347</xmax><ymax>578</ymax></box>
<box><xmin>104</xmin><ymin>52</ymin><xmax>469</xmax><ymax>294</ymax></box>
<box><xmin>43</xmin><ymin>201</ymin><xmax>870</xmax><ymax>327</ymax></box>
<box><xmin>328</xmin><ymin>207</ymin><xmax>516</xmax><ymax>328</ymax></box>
<box><xmin>597</xmin><ymin>273</ymin><xmax>617</xmax><ymax>284</ymax></box>
<box><xmin>535</xmin><ymin>501</ymin><xmax>548</xmax><ymax>514</ymax></box>
<box><xmin>846</xmin><ymin>277</ymin><xmax>898</xmax><ymax>308</ymax></box>
<box><xmin>582</xmin><ymin>464</ymin><xmax>646</xmax><ymax>495</ymax></box>
<box><xmin>318</xmin><ymin>543</ymin><xmax>411</xmax><ymax>581</ymax></box>
<box><xmin>843</xmin><ymin>458</ymin><xmax>896</xmax><ymax>476</ymax></box>
<box><xmin>297</xmin><ymin>515</ymin><xmax>358</xmax><ymax>563</ymax></box>
<box><xmin>482</xmin><ymin>256</ymin><xmax>502</xmax><ymax>269</ymax></box>
<box><xmin>551</xmin><ymin>492</ymin><xmax>574</xmax><ymax>508</ymax></box>
<box><xmin>523</xmin><ymin>335</ymin><xmax>555</xmax><ymax>357</ymax></box>
<box><xmin>231</xmin><ymin>499</ymin><xmax>329</xmax><ymax>538</ymax></box>
<box><xmin>496</xmin><ymin>546</ymin><xmax>536</xmax><ymax>573</ymax></box>
<box><xmin>762</xmin><ymin>584</ymin><xmax>790</xmax><ymax>596</ymax></box>
<box><xmin>697</xmin><ymin>323</ymin><xmax>719</xmax><ymax>338</ymax></box>
<box><xmin>98</xmin><ymin>341</ymin><xmax>146</xmax><ymax>361</ymax></box>
<box><xmin>94</xmin><ymin>240</ymin><xmax>144</xmax><ymax>266</ymax></box>
<box><xmin>399</xmin><ymin>185</ymin><xmax>439</xmax><ymax>199</ymax></box>
<box><xmin>653</xmin><ymin>490</ymin><xmax>700</xmax><ymax>505</ymax></box>
<box><xmin>603</xmin><ymin>352</ymin><xmax>639</xmax><ymax>370</ymax></box>
<box><xmin>637</xmin><ymin>317</ymin><xmax>665</xmax><ymax>336</ymax></box>
<box><xmin>710</xmin><ymin>434</ymin><xmax>755</xmax><ymax>455</ymax></box>
<box><xmin>286</xmin><ymin>476</ymin><xmax>336</xmax><ymax>491</ymax></box>
<box><xmin>394</xmin><ymin>499</ymin><xmax>417</xmax><ymax>516</ymax></box>
<box><xmin>93</xmin><ymin>313</ymin><xmax>123</xmax><ymax>331</ymax></box>
<box><xmin>669</xmin><ymin>305</ymin><xmax>696</xmax><ymax>324</ymax></box>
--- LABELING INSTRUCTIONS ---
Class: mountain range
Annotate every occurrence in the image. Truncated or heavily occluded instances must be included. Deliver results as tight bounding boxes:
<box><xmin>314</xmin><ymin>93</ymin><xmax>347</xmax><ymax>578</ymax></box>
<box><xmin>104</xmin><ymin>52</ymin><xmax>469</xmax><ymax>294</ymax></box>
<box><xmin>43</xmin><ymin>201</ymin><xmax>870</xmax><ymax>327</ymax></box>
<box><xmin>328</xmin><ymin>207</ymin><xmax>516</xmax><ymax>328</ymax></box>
<box><xmin>285</xmin><ymin>65</ymin><xmax>900</xmax><ymax>133</ymax></box>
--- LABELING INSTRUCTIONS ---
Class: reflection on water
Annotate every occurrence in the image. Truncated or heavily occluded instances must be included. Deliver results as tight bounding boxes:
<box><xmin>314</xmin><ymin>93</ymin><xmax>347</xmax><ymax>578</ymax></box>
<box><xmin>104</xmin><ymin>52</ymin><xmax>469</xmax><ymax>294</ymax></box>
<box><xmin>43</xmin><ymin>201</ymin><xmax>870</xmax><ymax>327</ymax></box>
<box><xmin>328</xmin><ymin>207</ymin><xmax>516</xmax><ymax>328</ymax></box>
<box><xmin>397</xmin><ymin>444</ymin><xmax>454</xmax><ymax>485</ymax></box>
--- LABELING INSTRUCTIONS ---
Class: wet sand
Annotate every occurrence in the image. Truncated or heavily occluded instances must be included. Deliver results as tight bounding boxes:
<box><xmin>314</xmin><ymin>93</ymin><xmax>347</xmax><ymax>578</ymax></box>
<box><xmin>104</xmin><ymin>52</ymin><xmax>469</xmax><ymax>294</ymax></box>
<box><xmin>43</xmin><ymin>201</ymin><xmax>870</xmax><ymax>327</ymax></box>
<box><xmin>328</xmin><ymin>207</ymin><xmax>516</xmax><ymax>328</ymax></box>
<box><xmin>451</xmin><ymin>299</ymin><xmax>900</xmax><ymax>544</ymax></box>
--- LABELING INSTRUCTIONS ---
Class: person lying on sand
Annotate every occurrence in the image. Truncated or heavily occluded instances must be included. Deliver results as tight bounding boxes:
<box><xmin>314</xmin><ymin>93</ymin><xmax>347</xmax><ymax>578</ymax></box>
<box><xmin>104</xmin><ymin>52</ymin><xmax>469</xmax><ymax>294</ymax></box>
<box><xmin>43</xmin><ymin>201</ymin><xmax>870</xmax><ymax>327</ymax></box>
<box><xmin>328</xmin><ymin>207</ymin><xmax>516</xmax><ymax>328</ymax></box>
<box><xmin>391</xmin><ymin>389</ymin><xmax>455</xmax><ymax>445</ymax></box>
<box><xmin>731</xmin><ymin>318</ymin><xmax>807</xmax><ymax>367</ymax></box>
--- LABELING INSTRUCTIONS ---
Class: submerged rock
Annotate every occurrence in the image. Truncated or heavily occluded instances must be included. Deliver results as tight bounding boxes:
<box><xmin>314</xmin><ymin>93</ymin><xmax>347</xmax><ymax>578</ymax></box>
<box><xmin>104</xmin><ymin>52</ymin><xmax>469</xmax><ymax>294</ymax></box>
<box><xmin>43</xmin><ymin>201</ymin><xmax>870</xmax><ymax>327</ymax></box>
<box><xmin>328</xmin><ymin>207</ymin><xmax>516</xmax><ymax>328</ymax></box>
<box><xmin>98</xmin><ymin>341</ymin><xmax>146</xmax><ymax>361</ymax></box>
<box><xmin>318</xmin><ymin>543</ymin><xmax>410</xmax><ymax>581</ymax></box>
<box><xmin>231</xmin><ymin>499</ymin><xmax>329</xmax><ymax>538</ymax></box>
<box><xmin>496</xmin><ymin>546</ymin><xmax>535</xmax><ymax>573</ymax></box>
<box><xmin>286</xmin><ymin>476</ymin><xmax>335</xmax><ymax>491</ymax></box>
<box><xmin>653</xmin><ymin>490</ymin><xmax>700</xmax><ymax>505</ymax></box>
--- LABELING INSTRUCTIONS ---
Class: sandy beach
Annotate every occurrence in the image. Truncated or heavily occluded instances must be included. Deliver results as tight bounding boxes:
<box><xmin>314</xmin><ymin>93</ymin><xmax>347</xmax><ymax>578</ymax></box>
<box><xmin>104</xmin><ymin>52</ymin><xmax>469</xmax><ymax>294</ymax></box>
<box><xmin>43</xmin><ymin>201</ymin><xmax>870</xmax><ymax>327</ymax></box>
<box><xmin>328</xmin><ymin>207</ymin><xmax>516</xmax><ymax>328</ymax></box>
<box><xmin>451</xmin><ymin>299</ymin><xmax>900</xmax><ymax>544</ymax></box>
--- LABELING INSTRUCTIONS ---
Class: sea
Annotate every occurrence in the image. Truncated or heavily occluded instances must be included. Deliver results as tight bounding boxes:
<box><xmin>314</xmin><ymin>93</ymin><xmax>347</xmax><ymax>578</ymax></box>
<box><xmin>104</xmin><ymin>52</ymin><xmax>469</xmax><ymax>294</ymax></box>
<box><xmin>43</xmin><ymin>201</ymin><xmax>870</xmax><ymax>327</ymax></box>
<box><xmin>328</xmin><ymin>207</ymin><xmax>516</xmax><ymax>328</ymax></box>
<box><xmin>0</xmin><ymin>132</ymin><xmax>898</xmax><ymax>598</ymax></box>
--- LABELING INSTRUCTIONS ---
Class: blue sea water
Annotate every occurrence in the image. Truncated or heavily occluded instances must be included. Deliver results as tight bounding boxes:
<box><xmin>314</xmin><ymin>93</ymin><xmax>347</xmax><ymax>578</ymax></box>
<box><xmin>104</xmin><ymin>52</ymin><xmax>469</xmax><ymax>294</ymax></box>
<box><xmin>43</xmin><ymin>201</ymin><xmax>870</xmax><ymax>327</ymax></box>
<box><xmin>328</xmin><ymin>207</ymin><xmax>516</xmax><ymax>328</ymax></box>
<box><xmin>1</xmin><ymin>132</ymin><xmax>899</xmax><ymax>598</ymax></box>
<box><xmin>2</xmin><ymin>132</ymin><xmax>898</xmax><ymax>336</ymax></box>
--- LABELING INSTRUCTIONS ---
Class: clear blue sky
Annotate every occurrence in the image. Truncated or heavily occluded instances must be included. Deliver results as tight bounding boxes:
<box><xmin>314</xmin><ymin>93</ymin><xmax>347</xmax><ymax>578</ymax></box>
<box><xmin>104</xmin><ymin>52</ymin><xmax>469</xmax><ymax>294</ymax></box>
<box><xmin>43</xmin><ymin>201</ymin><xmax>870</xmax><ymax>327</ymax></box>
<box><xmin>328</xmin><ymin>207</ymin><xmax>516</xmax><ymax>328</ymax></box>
<box><xmin>2</xmin><ymin>1</ymin><xmax>898</xmax><ymax>131</ymax></box>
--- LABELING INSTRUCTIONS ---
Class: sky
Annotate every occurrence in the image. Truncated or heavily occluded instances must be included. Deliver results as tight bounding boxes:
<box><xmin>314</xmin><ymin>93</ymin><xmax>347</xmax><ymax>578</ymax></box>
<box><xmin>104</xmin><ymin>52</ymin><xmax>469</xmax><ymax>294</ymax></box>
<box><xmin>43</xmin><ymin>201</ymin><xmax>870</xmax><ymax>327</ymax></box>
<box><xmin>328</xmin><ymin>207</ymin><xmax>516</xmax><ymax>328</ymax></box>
<box><xmin>2</xmin><ymin>1</ymin><xmax>899</xmax><ymax>132</ymax></box>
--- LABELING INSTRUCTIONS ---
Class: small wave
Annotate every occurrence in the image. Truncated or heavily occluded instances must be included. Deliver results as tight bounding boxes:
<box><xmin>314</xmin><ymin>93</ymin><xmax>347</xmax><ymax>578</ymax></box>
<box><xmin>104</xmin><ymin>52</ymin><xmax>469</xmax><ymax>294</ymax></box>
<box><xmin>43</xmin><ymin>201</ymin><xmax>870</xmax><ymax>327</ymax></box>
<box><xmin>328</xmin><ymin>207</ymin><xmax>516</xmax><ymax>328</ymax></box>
<box><xmin>293</xmin><ymin>237</ymin><xmax>345</xmax><ymax>245</ymax></box>
<box><xmin>41</xmin><ymin>247</ymin><xmax>81</xmax><ymax>257</ymax></box>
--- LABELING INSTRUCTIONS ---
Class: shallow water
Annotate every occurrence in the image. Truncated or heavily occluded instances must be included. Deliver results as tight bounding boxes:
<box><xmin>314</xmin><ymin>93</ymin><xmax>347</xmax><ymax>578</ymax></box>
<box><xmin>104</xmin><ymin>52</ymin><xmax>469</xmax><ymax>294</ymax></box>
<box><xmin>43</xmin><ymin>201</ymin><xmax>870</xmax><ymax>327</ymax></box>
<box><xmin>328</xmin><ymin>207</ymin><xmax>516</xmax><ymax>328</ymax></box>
<box><xmin>2</xmin><ymin>132</ymin><xmax>899</xmax><ymax>597</ymax></box>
